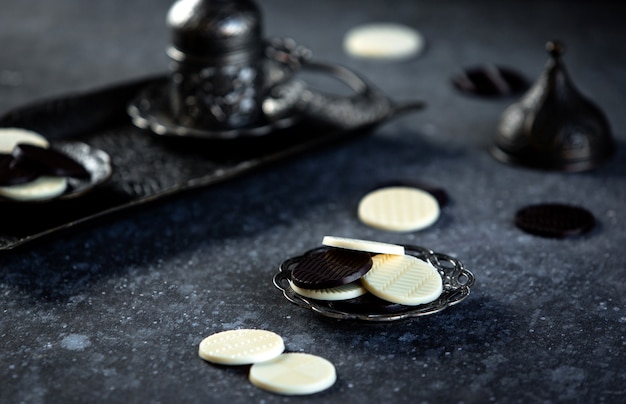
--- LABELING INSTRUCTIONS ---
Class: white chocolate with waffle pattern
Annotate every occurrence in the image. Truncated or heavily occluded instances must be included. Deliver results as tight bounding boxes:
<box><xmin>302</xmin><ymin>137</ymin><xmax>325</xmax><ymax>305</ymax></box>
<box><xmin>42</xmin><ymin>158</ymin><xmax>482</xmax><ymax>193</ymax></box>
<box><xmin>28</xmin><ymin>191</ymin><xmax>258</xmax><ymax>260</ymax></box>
<box><xmin>362</xmin><ymin>254</ymin><xmax>442</xmax><ymax>305</ymax></box>
<box><xmin>249</xmin><ymin>353</ymin><xmax>336</xmax><ymax>395</ymax></box>
<box><xmin>198</xmin><ymin>329</ymin><xmax>284</xmax><ymax>365</ymax></box>
<box><xmin>357</xmin><ymin>186</ymin><xmax>440</xmax><ymax>232</ymax></box>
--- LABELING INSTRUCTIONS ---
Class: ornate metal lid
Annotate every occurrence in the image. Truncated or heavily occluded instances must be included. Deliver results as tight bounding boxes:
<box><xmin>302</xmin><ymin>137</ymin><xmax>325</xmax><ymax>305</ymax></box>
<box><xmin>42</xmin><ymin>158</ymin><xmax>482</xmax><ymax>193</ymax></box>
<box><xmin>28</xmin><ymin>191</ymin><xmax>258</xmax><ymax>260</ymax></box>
<box><xmin>492</xmin><ymin>41</ymin><xmax>615</xmax><ymax>172</ymax></box>
<box><xmin>166</xmin><ymin>0</ymin><xmax>263</xmax><ymax>66</ymax></box>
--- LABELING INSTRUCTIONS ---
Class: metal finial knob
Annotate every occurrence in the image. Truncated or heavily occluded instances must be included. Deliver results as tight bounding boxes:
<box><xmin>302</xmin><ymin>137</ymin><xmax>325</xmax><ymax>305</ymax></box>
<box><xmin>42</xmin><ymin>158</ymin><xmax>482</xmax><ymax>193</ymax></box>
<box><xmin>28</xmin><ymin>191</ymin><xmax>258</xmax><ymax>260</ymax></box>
<box><xmin>546</xmin><ymin>40</ymin><xmax>565</xmax><ymax>60</ymax></box>
<box><xmin>492</xmin><ymin>40</ymin><xmax>615</xmax><ymax>172</ymax></box>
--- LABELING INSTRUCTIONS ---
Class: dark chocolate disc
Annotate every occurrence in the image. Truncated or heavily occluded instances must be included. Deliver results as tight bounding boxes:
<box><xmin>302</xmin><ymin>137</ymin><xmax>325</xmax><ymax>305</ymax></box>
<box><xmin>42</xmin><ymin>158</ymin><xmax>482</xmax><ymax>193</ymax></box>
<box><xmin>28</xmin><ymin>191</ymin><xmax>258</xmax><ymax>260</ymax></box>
<box><xmin>290</xmin><ymin>248</ymin><xmax>372</xmax><ymax>290</ymax></box>
<box><xmin>515</xmin><ymin>203</ymin><xmax>595</xmax><ymax>238</ymax></box>
<box><xmin>452</xmin><ymin>65</ymin><xmax>528</xmax><ymax>97</ymax></box>
<box><xmin>0</xmin><ymin>154</ymin><xmax>39</xmax><ymax>185</ymax></box>
<box><xmin>12</xmin><ymin>143</ymin><xmax>90</xmax><ymax>179</ymax></box>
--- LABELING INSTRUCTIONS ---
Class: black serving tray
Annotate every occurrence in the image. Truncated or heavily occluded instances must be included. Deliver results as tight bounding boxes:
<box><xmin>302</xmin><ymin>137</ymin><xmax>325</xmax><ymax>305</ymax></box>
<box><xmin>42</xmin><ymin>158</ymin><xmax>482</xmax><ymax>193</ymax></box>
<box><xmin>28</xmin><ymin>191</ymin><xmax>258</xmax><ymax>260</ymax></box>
<box><xmin>0</xmin><ymin>65</ymin><xmax>423</xmax><ymax>250</ymax></box>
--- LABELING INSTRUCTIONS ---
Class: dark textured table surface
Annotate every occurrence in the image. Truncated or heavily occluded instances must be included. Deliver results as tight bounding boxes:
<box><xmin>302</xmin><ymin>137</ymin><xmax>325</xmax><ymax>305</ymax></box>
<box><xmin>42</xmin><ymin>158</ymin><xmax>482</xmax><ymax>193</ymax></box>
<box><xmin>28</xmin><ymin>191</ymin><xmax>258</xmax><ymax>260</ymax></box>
<box><xmin>1</xmin><ymin>1</ymin><xmax>625</xmax><ymax>403</ymax></box>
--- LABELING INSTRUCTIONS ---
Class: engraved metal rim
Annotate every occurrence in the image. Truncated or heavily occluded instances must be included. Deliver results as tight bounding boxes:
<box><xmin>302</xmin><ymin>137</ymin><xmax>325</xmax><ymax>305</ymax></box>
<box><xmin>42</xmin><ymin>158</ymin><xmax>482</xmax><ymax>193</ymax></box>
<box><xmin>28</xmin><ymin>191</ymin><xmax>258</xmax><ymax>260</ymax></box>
<box><xmin>272</xmin><ymin>245</ymin><xmax>475</xmax><ymax>322</ymax></box>
<box><xmin>127</xmin><ymin>77</ymin><xmax>302</xmax><ymax>140</ymax></box>
<box><xmin>127</xmin><ymin>59</ymin><xmax>394</xmax><ymax>140</ymax></box>
<box><xmin>0</xmin><ymin>141</ymin><xmax>112</xmax><ymax>203</ymax></box>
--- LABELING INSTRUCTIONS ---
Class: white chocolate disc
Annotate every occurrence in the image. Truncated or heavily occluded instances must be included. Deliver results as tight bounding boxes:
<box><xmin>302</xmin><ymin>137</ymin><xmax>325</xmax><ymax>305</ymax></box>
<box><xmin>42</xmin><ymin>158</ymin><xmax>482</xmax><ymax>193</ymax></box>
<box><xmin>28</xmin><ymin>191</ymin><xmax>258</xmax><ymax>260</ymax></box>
<box><xmin>249</xmin><ymin>353</ymin><xmax>336</xmax><ymax>395</ymax></box>
<box><xmin>198</xmin><ymin>329</ymin><xmax>285</xmax><ymax>365</ymax></box>
<box><xmin>322</xmin><ymin>236</ymin><xmax>405</xmax><ymax>255</ymax></box>
<box><xmin>357</xmin><ymin>186</ymin><xmax>440</xmax><ymax>232</ymax></box>
<box><xmin>343</xmin><ymin>23</ymin><xmax>424</xmax><ymax>60</ymax></box>
<box><xmin>362</xmin><ymin>254</ymin><xmax>443</xmax><ymax>306</ymax></box>
<box><xmin>0</xmin><ymin>127</ymin><xmax>49</xmax><ymax>152</ymax></box>
<box><xmin>0</xmin><ymin>176</ymin><xmax>67</xmax><ymax>201</ymax></box>
<box><xmin>289</xmin><ymin>279</ymin><xmax>367</xmax><ymax>301</ymax></box>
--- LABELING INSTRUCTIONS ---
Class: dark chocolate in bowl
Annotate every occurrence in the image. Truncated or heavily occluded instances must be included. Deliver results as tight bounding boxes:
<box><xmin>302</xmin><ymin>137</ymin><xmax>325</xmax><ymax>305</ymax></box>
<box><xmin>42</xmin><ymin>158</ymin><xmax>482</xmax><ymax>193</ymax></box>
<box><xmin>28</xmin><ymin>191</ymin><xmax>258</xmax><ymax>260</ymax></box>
<box><xmin>0</xmin><ymin>141</ymin><xmax>112</xmax><ymax>203</ymax></box>
<box><xmin>11</xmin><ymin>143</ymin><xmax>90</xmax><ymax>179</ymax></box>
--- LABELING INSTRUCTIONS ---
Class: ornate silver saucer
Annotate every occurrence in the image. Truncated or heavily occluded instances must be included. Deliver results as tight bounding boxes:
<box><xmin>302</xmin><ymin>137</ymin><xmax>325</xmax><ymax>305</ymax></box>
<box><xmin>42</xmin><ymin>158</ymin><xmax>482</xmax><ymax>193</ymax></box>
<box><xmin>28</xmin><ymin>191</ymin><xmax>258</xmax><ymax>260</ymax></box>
<box><xmin>273</xmin><ymin>245</ymin><xmax>475</xmax><ymax>322</ymax></box>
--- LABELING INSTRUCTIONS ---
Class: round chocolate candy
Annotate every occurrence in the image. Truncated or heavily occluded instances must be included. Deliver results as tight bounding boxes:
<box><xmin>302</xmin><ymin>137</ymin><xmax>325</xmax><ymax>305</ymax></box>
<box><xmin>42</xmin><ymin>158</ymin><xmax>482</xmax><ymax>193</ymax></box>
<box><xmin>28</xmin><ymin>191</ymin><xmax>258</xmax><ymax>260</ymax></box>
<box><xmin>290</xmin><ymin>248</ymin><xmax>372</xmax><ymax>290</ymax></box>
<box><xmin>198</xmin><ymin>329</ymin><xmax>285</xmax><ymax>366</ymax></box>
<box><xmin>249</xmin><ymin>353</ymin><xmax>336</xmax><ymax>395</ymax></box>
<box><xmin>374</xmin><ymin>180</ymin><xmax>449</xmax><ymax>207</ymax></box>
<box><xmin>0</xmin><ymin>175</ymin><xmax>68</xmax><ymax>201</ymax></box>
<box><xmin>12</xmin><ymin>143</ymin><xmax>90</xmax><ymax>179</ymax></box>
<box><xmin>515</xmin><ymin>203</ymin><xmax>595</xmax><ymax>238</ymax></box>
<box><xmin>343</xmin><ymin>23</ymin><xmax>424</xmax><ymax>60</ymax></box>
<box><xmin>0</xmin><ymin>127</ymin><xmax>49</xmax><ymax>153</ymax></box>
<box><xmin>358</xmin><ymin>186</ymin><xmax>440</xmax><ymax>232</ymax></box>
<box><xmin>0</xmin><ymin>154</ymin><xmax>39</xmax><ymax>185</ymax></box>
<box><xmin>288</xmin><ymin>279</ymin><xmax>368</xmax><ymax>301</ymax></box>
<box><xmin>361</xmin><ymin>254</ymin><xmax>443</xmax><ymax>306</ymax></box>
<box><xmin>452</xmin><ymin>65</ymin><xmax>528</xmax><ymax>97</ymax></box>
<box><xmin>321</xmin><ymin>236</ymin><xmax>405</xmax><ymax>255</ymax></box>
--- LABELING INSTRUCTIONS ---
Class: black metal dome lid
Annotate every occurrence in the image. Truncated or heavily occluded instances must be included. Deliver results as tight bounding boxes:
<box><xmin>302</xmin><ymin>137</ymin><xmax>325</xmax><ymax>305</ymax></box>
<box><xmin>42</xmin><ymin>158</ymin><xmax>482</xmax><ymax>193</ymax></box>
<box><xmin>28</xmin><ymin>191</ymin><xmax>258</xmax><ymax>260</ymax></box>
<box><xmin>492</xmin><ymin>41</ymin><xmax>615</xmax><ymax>172</ymax></box>
<box><xmin>166</xmin><ymin>0</ymin><xmax>263</xmax><ymax>65</ymax></box>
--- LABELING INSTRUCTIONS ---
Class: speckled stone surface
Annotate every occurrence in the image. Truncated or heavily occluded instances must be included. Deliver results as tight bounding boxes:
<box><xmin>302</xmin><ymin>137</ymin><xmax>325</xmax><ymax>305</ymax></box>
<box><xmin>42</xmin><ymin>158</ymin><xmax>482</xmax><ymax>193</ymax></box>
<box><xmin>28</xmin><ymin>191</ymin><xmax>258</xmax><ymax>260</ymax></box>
<box><xmin>1</xmin><ymin>1</ymin><xmax>625</xmax><ymax>403</ymax></box>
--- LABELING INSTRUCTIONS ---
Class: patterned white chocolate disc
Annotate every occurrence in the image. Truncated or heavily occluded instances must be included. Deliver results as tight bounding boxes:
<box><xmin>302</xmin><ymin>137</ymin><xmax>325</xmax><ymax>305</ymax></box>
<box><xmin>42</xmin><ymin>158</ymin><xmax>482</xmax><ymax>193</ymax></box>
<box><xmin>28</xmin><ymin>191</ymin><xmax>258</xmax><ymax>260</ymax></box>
<box><xmin>322</xmin><ymin>236</ymin><xmax>405</xmax><ymax>255</ymax></box>
<box><xmin>357</xmin><ymin>186</ymin><xmax>440</xmax><ymax>232</ymax></box>
<box><xmin>0</xmin><ymin>176</ymin><xmax>67</xmax><ymax>201</ymax></box>
<box><xmin>249</xmin><ymin>353</ymin><xmax>336</xmax><ymax>395</ymax></box>
<box><xmin>289</xmin><ymin>279</ymin><xmax>367</xmax><ymax>301</ymax></box>
<box><xmin>198</xmin><ymin>329</ymin><xmax>285</xmax><ymax>365</ymax></box>
<box><xmin>361</xmin><ymin>254</ymin><xmax>443</xmax><ymax>305</ymax></box>
<box><xmin>343</xmin><ymin>23</ymin><xmax>424</xmax><ymax>60</ymax></box>
<box><xmin>0</xmin><ymin>127</ymin><xmax>49</xmax><ymax>153</ymax></box>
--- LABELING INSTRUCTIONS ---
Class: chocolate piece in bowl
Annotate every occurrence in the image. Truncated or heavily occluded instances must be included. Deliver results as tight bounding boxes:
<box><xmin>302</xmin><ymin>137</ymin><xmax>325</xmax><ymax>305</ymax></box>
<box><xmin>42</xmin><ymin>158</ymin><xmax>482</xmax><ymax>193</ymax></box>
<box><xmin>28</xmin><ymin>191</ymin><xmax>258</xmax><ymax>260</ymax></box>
<box><xmin>0</xmin><ymin>127</ymin><xmax>49</xmax><ymax>153</ymax></box>
<box><xmin>12</xmin><ymin>143</ymin><xmax>91</xmax><ymax>179</ymax></box>
<box><xmin>0</xmin><ymin>175</ymin><xmax>67</xmax><ymax>202</ymax></box>
<box><xmin>290</xmin><ymin>247</ymin><xmax>372</xmax><ymax>290</ymax></box>
<box><xmin>0</xmin><ymin>154</ymin><xmax>39</xmax><ymax>186</ymax></box>
<box><xmin>288</xmin><ymin>279</ymin><xmax>368</xmax><ymax>301</ymax></box>
<box><xmin>361</xmin><ymin>253</ymin><xmax>443</xmax><ymax>306</ymax></box>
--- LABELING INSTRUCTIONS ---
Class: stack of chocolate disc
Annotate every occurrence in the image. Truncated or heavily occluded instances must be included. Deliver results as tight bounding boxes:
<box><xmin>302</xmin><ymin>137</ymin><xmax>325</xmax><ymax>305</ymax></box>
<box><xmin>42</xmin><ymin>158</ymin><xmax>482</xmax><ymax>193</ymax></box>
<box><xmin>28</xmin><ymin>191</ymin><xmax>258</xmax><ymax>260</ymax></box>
<box><xmin>285</xmin><ymin>236</ymin><xmax>444</xmax><ymax>310</ymax></box>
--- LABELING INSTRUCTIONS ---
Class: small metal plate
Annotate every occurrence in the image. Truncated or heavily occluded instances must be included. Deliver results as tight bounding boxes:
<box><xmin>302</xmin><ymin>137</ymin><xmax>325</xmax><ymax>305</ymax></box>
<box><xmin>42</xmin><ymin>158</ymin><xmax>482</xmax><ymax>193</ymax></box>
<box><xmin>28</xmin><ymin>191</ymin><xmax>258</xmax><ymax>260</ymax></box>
<box><xmin>273</xmin><ymin>245</ymin><xmax>475</xmax><ymax>322</ymax></box>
